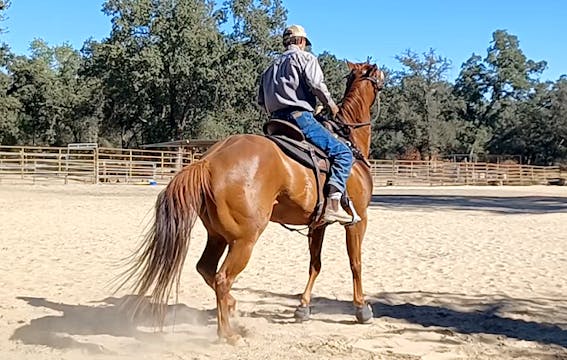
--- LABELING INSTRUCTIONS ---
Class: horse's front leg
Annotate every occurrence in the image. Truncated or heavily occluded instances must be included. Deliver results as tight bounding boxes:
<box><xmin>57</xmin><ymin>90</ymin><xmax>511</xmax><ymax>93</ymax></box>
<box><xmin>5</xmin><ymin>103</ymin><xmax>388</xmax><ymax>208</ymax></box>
<box><xmin>295</xmin><ymin>226</ymin><xmax>326</xmax><ymax>321</ymax></box>
<box><xmin>345</xmin><ymin>217</ymin><xmax>373</xmax><ymax>323</ymax></box>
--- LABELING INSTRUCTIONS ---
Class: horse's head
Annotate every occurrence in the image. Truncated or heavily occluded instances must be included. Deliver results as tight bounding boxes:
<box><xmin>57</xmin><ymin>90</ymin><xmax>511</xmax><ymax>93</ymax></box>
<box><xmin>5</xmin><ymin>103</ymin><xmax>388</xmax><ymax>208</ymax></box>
<box><xmin>335</xmin><ymin>61</ymin><xmax>385</xmax><ymax>159</ymax></box>
<box><xmin>344</xmin><ymin>61</ymin><xmax>385</xmax><ymax>99</ymax></box>
<box><xmin>338</xmin><ymin>61</ymin><xmax>384</xmax><ymax>124</ymax></box>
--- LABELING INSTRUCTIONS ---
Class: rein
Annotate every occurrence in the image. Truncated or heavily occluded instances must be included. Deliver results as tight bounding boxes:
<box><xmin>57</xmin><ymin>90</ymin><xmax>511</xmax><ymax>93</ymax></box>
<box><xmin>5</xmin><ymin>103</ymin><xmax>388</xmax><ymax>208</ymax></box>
<box><xmin>335</xmin><ymin>114</ymin><xmax>372</xmax><ymax>129</ymax></box>
<box><xmin>328</xmin><ymin>73</ymin><xmax>382</xmax><ymax>168</ymax></box>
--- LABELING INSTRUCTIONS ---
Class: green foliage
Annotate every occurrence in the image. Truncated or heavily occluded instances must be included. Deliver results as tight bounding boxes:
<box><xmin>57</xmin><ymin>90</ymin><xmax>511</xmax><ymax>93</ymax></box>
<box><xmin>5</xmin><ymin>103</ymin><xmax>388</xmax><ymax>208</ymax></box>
<box><xmin>79</xmin><ymin>0</ymin><xmax>287</xmax><ymax>145</ymax></box>
<box><xmin>0</xmin><ymin>0</ymin><xmax>8</xmax><ymax>30</ymax></box>
<box><xmin>375</xmin><ymin>49</ymin><xmax>463</xmax><ymax>159</ymax></box>
<box><xmin>0</xmin><ymin>4</ymin><xmax>565</xmax><ymax>165</ymax></box>
<box><xmin>454</xmin><ymin>29</ymin><xmax>556</xmax><ymax>163</ymax></box>
<box><xmin>317</xmin><ymin>52</ymin><xmax>348</xmax><ymax>101</ymax></box>
<box><xmin>207</xmin><ymin>0</ymin><xmax>287</xmax><ymax>137</ymax></box>
<box><xmin>5</xmin><ymin>40</ymin><xmax>101</xmax><ymax>145</ymax></box>
<box><xmin>84</xmin><ymin>0</ymin><xmax>226</xmax><ymax>147</ymax></box>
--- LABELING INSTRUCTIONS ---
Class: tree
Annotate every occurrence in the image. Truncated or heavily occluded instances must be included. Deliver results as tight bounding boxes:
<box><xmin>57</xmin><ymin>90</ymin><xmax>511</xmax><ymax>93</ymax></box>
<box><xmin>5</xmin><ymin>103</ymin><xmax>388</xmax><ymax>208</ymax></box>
<box><xmin>454</xmin><ymin>30</ymin><xmax>548</xmax><ymax>160</ymax></box>
<box><xmin>6</xmin><ymin>40</ymin><xmax>102</xmax><ymax>145</ymax></box>
<box><xmin>200</xmin><ymin>0</ymin><xmax>287</xmax><ymax>138</ymax></box>
<box><xmin>85</xmin><ymin>0</ymin><xmax>225</xmax><ymax>147</ymax></box>
<box><xmin>0</xmin><ymin>0</ymin><xmax>9</xmax><ymax>30</ymax></box>
<box><xmin>517</xmin><ymin>78</ymin><xmax>567</xmax><ymax>164</ymax></box>
<box><xmin>317</xmin><ymin>51</ymin><xmax>348</xmax><ymax>101</ymax></box>
<box><xmin>375</xmin><ymin>49</ymin><xmax>462</xmax><ymax>159</ymax></box>
<box><xmin>549</xmin><ymin>77</ymin><xmax>567</xmax><ymax>163</ymax></box>
<box><xmin>0</xmin><ymin>0</ymin><xmax>19</xmax><ymax>144</ymax></box>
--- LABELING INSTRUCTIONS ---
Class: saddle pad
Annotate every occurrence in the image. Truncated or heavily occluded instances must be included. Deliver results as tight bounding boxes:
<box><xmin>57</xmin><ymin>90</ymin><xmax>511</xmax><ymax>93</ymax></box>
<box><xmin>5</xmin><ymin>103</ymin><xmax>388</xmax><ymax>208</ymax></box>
<box><xmin>266</xmin><ymin>135</ymin><xmax>330</xmax><ymax>173</ymax></box>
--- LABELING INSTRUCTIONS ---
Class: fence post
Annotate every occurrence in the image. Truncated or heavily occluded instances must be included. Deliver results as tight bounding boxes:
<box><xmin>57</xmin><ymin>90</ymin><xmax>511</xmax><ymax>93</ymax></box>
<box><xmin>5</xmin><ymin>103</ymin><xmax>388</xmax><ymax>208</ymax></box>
<box><xmin>160</xmin><ymin>151</ymin><xmax>165</xmax><ymax>179</ymax></box>
<box><xmin>94</xmin><ymin>147</ymin><xmax>99</xmax><ymax>184</ymax></box>
<box><xmin>58</xmin><ymin>148</ymin><xmax>62</xmax><ymax>177</ymax></box>
<box><xmin>176</xmin><ymin>147</ymin><xmax>183</xmax><ymax>172</ymax></box>
<box><xmin>128</xmin><ymin>149</ymin><xmax>133</xmax><ymax>183</ymax></box>
<box><xmin>20</xmin><ymin>148</ymin><xmax>25</xmax><ymax>180</ymax></box>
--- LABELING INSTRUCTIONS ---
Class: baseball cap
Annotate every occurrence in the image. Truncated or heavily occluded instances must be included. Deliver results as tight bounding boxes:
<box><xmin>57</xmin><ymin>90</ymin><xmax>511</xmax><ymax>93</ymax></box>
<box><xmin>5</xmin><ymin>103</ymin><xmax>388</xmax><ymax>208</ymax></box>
<box><xmin>283</xmin><ymin>24</ymin><xmax>312</xmax><ymax>46</ymax></box>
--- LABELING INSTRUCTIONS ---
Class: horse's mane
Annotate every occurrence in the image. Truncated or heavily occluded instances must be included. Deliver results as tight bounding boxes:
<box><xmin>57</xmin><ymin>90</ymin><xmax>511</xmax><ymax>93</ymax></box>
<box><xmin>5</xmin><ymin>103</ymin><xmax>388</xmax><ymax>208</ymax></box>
<box><xmin>339</xmin><ymin>63</ymin><xmax>379</xmax><ymax>123</ymax></box>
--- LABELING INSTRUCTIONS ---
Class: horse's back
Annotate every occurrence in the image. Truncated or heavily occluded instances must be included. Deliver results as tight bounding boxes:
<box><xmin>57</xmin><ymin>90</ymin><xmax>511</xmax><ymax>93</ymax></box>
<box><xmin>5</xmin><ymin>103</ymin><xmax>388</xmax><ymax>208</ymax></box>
<box><xmin>203</xmin><ymin>134</ymin><xmax>289</xmax><ymax>174</ymax></box>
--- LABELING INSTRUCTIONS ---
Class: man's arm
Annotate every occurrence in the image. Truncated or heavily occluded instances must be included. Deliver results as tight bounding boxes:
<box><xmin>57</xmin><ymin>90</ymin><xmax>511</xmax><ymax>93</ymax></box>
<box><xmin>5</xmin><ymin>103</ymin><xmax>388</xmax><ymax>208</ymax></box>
<box><xmin>303</xmin><ymin>55</ymin><xmax>337</xmax><ymax>110</ymax></box>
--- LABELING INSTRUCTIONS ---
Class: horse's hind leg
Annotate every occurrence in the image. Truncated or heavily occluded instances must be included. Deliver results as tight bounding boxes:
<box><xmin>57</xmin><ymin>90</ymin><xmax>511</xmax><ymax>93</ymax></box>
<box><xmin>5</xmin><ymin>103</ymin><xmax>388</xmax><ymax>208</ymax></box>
<box><xmin>214</xmin><ymin>237</ymin><xmax>256</xmax><ymax>343</ymax></box>
<box><xmin>196</xmin><ymin>233</ymin><xmax>237</xmax><ymax>316</ymax></box>
<box><xmin>345</xmin><ymin>217</ymin><xmax>373</xmax><ymax>323</ymax></box>
<box><xmin>295</xmin><ymin>226</ymin><xmax>326</xmax><ymax>321</ymax></box>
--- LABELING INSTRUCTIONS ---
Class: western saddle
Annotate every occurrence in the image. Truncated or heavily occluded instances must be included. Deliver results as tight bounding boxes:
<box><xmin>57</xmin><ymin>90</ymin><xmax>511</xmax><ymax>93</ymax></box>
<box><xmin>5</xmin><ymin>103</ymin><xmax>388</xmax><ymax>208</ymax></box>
<box><xmin>262</xmin><ymin>113</ymin><xmax>363</xmax><ymax>228</ymax></box>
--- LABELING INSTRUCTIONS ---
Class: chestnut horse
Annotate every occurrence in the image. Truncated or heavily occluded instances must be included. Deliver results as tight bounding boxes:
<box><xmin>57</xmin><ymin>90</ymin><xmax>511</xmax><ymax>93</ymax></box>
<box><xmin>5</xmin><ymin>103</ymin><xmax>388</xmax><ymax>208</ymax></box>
<box><xmin>124</xmin><ymin>61</ymin><xmax>384</xmax><ymax>342</ymax></box>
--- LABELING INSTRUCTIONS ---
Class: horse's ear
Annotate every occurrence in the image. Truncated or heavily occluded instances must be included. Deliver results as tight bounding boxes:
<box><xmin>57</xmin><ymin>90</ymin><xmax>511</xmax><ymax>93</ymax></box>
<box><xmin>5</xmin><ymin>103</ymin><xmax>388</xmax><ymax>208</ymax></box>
<box><xmin>363</xmin><ymin>64</ymin><xmax>378</xmax><ymax>77</ymax></box>
<box><xmin>371</xmin><ymin>64</ymin><xmax>379</xmax><ymax>74</ymax></box>
<box><xmin>346</xmin><ymin>61</ymin><xmax>356</xmax><ymax>70</ymax></box>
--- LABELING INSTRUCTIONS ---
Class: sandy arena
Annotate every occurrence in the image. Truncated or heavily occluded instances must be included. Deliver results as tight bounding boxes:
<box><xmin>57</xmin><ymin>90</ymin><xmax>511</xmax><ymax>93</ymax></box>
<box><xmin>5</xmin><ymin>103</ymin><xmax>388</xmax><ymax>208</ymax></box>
<box><xmin>1</xmin><ymin>184</ymin><xmax>566</xmax><ymax>359</ymax></box>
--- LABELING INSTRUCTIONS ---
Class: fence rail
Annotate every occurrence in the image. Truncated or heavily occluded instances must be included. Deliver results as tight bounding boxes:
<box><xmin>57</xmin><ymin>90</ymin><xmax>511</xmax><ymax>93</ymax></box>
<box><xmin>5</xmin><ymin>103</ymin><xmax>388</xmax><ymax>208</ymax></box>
<box><xmin>368</xmin><ymin>160</ymin><xmax>563</xmax><ymax>188</ymax></box>
<box><xmin>0</xmin><ymin>145</ymin><xmax>563</xmax><ymax>188</ymax></box>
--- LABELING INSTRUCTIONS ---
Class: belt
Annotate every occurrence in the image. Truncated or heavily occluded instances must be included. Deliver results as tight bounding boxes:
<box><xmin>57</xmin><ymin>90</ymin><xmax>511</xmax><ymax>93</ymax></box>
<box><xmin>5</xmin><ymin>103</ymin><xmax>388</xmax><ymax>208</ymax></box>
<box><xmin>270</xmin><ymin>107</ymin><xmax>310</xmax><ymax>119</ymax></box>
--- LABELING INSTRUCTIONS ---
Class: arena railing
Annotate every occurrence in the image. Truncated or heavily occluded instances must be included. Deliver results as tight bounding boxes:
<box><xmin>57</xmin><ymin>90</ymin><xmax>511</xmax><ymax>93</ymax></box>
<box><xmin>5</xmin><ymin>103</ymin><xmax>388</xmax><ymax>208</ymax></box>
<box><xmin>0</xmin><ymin>146</ymin><xmax>563</xmax><ymax>187</ymax></box>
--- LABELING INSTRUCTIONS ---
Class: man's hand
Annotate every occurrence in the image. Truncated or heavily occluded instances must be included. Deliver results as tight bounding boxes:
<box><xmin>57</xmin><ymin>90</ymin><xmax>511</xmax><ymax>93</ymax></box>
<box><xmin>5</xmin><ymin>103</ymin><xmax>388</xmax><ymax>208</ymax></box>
<box><xmin>329</xmin><ymin>103</ymin><xmax>340</xmax><ymax>118</ymax></box>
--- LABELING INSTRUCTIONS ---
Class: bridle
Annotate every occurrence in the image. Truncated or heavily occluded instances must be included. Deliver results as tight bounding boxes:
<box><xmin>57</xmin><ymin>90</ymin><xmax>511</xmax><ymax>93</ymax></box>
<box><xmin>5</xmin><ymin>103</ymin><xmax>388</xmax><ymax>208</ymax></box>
<box><xmin>334</xmin><ymin>69</ymin><xmax>384</xmax><ymax>129</ymax></box>
<box><xmin>317</xmin><ymin>68</ymin><xmax>384</xmax><ymax>168</ymax></box>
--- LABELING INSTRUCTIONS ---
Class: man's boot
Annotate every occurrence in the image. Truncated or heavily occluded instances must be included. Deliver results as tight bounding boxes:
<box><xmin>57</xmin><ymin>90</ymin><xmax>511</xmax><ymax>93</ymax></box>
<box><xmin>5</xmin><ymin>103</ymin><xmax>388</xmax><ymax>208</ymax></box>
<box><xmin>323</xmin><ymin>195</ymin><xmax>355</xmax><ymax>224</ymax></box>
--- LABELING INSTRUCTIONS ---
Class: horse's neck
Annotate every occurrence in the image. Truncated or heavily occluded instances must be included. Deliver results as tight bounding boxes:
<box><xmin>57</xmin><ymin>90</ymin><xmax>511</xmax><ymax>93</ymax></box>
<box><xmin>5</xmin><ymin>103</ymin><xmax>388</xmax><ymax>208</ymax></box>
<box><xmin>339</xmin><ymin>88</ymin><xmax>373</xmax><ymax>158</ymax></box>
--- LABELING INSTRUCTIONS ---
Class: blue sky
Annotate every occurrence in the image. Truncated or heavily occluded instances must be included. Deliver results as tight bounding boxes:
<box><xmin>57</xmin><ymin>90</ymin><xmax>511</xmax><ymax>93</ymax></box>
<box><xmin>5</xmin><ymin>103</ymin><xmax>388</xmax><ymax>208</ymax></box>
<box><xmin>3</xmin><ymin>0</ymin><xmax>566</xmax><ymax>81</ymax></box>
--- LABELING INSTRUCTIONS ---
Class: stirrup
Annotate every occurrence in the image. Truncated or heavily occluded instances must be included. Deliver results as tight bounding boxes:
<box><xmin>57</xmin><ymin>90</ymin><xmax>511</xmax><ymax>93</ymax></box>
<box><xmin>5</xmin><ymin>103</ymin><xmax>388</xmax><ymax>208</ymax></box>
<box><xmin>343</xmin><ymin>197</ymin><xmax>362</xmax><ymax>226</ymax></box>
<box><xmin>323</xmin><ymin>205</ymin><xmax>359</xmax><ymax>225</ymax></box>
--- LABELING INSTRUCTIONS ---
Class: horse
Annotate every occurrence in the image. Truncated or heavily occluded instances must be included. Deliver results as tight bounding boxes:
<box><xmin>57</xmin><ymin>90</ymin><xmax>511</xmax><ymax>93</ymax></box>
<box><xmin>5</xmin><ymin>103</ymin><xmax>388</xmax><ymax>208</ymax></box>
<box><xmin>123</xmin><ymin>61</ymin><xmax>385</xmax><ymax>343</ymax></box>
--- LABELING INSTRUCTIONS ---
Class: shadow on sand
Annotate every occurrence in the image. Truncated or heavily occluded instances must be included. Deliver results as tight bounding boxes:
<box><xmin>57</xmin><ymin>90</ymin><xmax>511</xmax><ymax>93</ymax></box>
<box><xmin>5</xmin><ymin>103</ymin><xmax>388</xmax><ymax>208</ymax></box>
<box><xmin>233</xmin><ymin>287</ymin><xmax>567</xmax><ymax>348</ymax></box>
<box><xmin>10</xmin><ymin>295</ymin><xmax>215</xmax><ymax>354</ymax></box>
<box><xmin>12</xmin><ymin>290</ymin><xmax>567</xmax><ymax>352</ymax></box>
<box><xmin>370</xmin><ymin>194</ymin><xmax>567</xmax><ymax>214</ymax></box>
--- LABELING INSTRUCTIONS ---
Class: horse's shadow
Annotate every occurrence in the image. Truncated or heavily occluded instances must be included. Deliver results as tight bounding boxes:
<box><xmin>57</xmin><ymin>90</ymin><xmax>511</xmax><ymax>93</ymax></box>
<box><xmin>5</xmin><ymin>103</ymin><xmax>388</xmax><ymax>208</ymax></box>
<box><xmin>235</xmin><ymin>288</ymin><xmax>567</xmax><ymax>348</ymax></box>
<box><xmin>12</xmin><ymin>290</ymin><xmax>567</xmax><ymax>351</ymax></box>
<box><xmin>10</xmin><ymin>295</ymin><xmax>215</xmax><ymax>354</ymax></box>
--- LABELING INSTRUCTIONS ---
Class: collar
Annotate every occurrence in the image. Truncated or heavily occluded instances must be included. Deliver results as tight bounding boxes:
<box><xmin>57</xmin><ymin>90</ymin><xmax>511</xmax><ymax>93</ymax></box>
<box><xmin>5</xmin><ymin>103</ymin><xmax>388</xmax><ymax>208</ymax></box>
<box><xmin>285</xmin><ymin>44</ymin><xmax>302</xmax><ymax>53</ymax></box>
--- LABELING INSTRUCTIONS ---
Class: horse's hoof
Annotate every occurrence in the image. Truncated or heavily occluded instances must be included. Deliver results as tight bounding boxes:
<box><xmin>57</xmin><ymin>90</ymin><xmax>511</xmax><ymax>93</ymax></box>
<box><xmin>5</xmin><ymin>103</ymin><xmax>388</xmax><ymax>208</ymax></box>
<box><xmin>218</xmin><ymin>333</ymin><xmax>242</xmax><ymax>346</ymax></box>
<box><xmin>355</xmin><ymin>303</ymin><xmax>373</xmax><ymax>324</ymax></box>
<box><xmin>226</xmin><ymin>334</ymin><xmax>242</xmax><ymax>346</ymax></box>
<box><xmin>294</xmin><ymin>305</ymin><xmax>311</xmax><ymax>322</ymax></box>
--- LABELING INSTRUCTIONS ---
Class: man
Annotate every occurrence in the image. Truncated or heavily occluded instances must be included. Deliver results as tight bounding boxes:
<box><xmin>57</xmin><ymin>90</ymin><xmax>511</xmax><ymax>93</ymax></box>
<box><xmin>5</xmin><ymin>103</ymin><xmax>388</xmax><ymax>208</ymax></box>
<box><xmin>258</xmin><ymin>24</ymin><xmax>357</xmax><ymax>225</ymax></box>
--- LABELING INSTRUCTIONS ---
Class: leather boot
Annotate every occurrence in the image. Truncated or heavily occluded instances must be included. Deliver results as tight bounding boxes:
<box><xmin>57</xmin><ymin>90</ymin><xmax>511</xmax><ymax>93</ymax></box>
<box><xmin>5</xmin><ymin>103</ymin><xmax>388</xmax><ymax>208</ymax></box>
<box><xmin>323</xmin><ymin>198</ymin><xmax>355</xmax><ymax>224</ymax></box>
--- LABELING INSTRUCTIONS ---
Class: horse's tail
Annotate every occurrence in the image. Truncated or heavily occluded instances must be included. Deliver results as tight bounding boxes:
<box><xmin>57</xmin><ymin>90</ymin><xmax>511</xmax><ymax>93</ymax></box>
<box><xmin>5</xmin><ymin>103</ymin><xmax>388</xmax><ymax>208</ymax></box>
<box><xmin>121</xmin><ymin>160</ymin><xmax>212</xmax><ymax>325</ymax></box>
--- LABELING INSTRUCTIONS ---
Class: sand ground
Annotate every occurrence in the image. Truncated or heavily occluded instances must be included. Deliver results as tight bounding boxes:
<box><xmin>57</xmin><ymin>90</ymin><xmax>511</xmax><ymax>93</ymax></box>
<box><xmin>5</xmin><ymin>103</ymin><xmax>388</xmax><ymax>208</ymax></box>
<box><xmin>1</xmin><ymin>184</ymin><xmax>566</xmax><ymax>359</ymax></box>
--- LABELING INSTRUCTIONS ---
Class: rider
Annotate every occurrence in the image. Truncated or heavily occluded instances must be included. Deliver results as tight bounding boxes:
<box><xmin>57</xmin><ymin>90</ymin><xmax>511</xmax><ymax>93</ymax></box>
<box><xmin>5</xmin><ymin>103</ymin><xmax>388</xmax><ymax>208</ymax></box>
<box><xmin>258</xmin><ymin>24</ymin><xmax>357</xmax><ymax>225</ymax></box>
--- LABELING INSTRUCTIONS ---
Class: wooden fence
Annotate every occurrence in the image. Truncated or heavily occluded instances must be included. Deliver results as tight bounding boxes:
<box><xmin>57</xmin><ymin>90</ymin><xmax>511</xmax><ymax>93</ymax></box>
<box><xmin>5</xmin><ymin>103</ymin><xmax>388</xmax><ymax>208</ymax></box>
<box><xmin>0</xmin><ymin>145</ymin><xmax>196</xmax><ymax>185</ymax></box>
<box><xmin>0</xmin><ymin>145</ymin><xmax>563</xmax><ymax>188</ymax></box>
<box><xmin>369</xmin><ymin>160</ymin><xmax>563</xmax><ymax>187</ymax></box>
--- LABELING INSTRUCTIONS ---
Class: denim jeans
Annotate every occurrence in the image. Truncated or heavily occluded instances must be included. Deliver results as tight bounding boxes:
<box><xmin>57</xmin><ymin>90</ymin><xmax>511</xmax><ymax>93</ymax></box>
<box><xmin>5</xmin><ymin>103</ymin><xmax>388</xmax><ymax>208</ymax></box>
<box><xmin>290</xmin><ymin>111</ymin><xmax>353</xmax><ymax>194</ymax></box>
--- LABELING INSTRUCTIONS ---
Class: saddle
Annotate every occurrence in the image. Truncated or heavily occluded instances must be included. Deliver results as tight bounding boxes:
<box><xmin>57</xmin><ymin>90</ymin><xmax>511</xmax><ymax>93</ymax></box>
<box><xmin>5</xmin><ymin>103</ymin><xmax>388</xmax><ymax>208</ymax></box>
<box><xmin>262</xmin><ymin>116</ymin><xmax>359</xmax><ymax>228</ymax></box>
<box><xmin>263</xmin><ymin>119</ymin><xmax>330</xmax><ymax>173</ymax></box>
